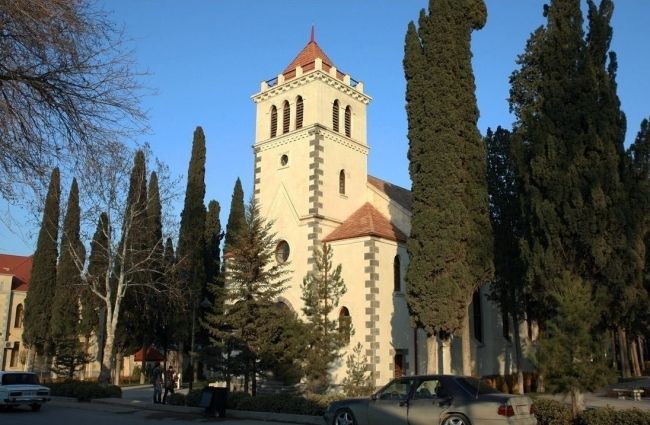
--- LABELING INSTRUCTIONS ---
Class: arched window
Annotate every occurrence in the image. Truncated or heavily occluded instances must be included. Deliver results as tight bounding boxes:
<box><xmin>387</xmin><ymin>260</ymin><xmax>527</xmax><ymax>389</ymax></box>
<box><xmin>472</xmin><ymin>289</ymin><xmax>483</xmax><ymax>343</ymax></box>
<box><xmin>339</xmin><ymin>307</ymin><xmax>351</xmax><ymax>344</ymax></box>
<box><xmin>332</xmin><ymin>100</ymin><xmax>339</xmax><ymax>132</ymax></box>
<box><xmin>393</xmin><ymin>256</ymin><xmax>401</xmax><ymax>292</ymax></box>
<box><xmin>295</xmin><ymin>96</ymin><xmax>303</xmax><ymax>129</ymax></box>
<box><xmin>394</xmin><ymin>353</ymin><xmax>404</xmax><ymax>378</ymax></box>
<box><xmin>270</xmin><ymin>105</ymin><xmax>277</xmax><ymax>138</ymax></box>
<box><xmin>14</xmin><ymin>304</ymin><xmax>23</xmax><ymax>328</ymax></box>
<box><xmin>282</xmin><ymin>100</ymin><xmax>290</xmax><ymax>134</ymax></box>
<box><xmin>345</xmin><ymin>105</ymin><xmax>352</xmax><ymax>137</ymax></box>
<box><xmin>339</xmin><ymin>170</ymin><xmax>346</xmax><ymax>195</ymax></box>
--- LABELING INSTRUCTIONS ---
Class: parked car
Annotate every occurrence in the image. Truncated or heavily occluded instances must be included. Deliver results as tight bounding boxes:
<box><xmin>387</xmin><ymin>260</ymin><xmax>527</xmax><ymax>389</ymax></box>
<box><xmin>324</xmin><ymin>374</ymin><xmax>537</xmax><ymax>425</ymax></box>
<box><xmin>0</xmin><ymin>371</ymin><xmax>51</xmax><ymax>411</ymax></box>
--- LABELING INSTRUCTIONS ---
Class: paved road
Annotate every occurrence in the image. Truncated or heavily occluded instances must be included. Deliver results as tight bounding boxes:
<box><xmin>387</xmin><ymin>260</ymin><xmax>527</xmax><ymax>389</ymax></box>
<box><xmin>0</xmin><ymin>400</ymin><xmax>301</xmax><ymax>425</ymax></box>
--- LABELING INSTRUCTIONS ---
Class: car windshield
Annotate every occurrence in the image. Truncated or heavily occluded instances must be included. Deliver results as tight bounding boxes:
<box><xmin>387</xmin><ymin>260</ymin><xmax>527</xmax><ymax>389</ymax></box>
<box><xmin>1</xmin><ymin>373</ymin><xmax>39</xmax><ymax>385</ymax></box>
<box><xmin>456</xmin><ymin>377</ymin><xmax>500</xmax><ymax>395</ymax></box>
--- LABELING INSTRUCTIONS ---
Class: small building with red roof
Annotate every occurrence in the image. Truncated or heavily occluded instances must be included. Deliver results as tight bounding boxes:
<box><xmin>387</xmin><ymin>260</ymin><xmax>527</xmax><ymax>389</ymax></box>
<box><xmin>0</xmin><ymin>254</ymin><xmax>32</xmax><ymax>371</ymax></box>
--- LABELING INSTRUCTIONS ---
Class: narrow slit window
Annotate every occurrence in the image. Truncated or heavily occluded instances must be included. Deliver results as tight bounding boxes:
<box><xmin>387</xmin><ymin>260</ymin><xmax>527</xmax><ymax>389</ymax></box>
<box><xmin>14</xmin><ymin>304</ymin><xmax>23</xmax><ymax>328</ymax></box>
<box><xmin>296</xmin><ymin>96</ymin><xmax>303</xmax><ymax>129</ymax></box>
<box><xmin>270</xmin><ymin>105</ymin><xmax>277</xmax><ymax>138</ymax></box>
<box><xmin>283</xmin><ymin>101</ymin><xmax>290</xmax><ymax>134</ymax></box>
<box><xmin>473</xmin><ymin>289</ymin><xmax>483</xmax><ymax>343</ymax></box>
<box><xmin>393</xmin><ymin>256</ymin><xmax>401</xmax><ymax>292</ymax></box>
<box><xmin>339</xmin><ymin>170</ymin><xmax>346</xmax><ymax>195</ymax></box>
<box><xmin>345</xmin><ymin>106</ymin><xmax>352</xmax><ymax>137</ymax></box>
<box><xmin>332</xmin><ymin>100</ymin><xmax>339</xmax><ymax>132</ymax></box>
<box><xmin>339</xmin><ymin>307</ymin><xmax>351</xmax><ymax>343</ymax></box>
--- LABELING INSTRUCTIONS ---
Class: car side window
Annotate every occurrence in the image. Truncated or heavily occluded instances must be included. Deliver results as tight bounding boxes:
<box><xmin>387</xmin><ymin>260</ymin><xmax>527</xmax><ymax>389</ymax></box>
<box><xmin>377</xmin><ymin>379</ymin><xmax>414</xmax><ymax>400</ymax></box>
<box><xmin>412</xmin><ymin>379</ymin><xmax>439</xmax><ymax>400</ymax></box>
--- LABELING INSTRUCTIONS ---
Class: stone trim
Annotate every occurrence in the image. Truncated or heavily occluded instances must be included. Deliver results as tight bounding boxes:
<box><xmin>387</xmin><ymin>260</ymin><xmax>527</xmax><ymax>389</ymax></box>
<box><xmin>363</xmin><ymin>238</ymin><xmax>380</xmax><ymax>385</ymax></box>
<box><xmin>306</xmin><ymin>127</ymin><xmax>325</xmax><ymax>266</ymax></box>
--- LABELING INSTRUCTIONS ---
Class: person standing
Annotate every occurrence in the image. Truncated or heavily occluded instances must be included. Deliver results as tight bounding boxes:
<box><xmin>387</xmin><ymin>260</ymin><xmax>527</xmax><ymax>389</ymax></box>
<box><xmin>162</xmin><ymin>365</ymin><xmax>176</xmax><ymax>404</ymax></box>
<box><xmin>151</xmin><ymin>362</ymin><xmax>163</xmax><ymax>404</ymax></box>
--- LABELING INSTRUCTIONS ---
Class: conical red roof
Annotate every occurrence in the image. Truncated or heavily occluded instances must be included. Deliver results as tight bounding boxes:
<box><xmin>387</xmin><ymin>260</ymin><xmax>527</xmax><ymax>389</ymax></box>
<box><xmin>283</xmin><ymin>39</ymin><xmax>335</xmax><ymax>74</ymax></box>
<box><xmin>322</xmin><ymin>203</ymin><xmax>407</xmax><ymax>243</ymax></box>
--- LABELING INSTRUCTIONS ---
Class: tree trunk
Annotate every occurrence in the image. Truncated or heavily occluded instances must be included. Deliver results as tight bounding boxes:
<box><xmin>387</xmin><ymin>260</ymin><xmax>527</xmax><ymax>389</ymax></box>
<box><xmin>25</xmin><ymin>346</ymin><xmax>35</xmax><ymax>372</ymax></box>
<box><xmin>630</xmin><ymin>338</ymin><xmax>641</xmax><ymax>377</ymax></box>
<box><xmin>98</xmin><ymin>309</ymin><xmax>116</xmax><ymax>384</ymax></box>
<box><xmin>441</xmin><ymin>337</ymin><xmax>451</xmax><ymax>374</ymax></box>
<box><xmin>113</xmin><ymin>352</ymin><xmax>122</xmax><ymax>385</ymax></box>
<box><xmin>639</xmin><ymin>336</ymin><xmax>646</xmax><ymax>374</ymax></box>
<box><xmin>461</xmin><ymin>313</ymin><xmax>472</xmax><ymax>376</ymax></box>
<box><xmin>618</xmin><ymin>327</ymin><xmax>631</xmax><ymax>378</ymax></box>
<box><xmin>426</xmin><ymin>335</ymin><xmax>438</xmax><ymax>374</ymax></box>
<box><xmin>569</xmin><ymin>388</ymin><xmax>585</xmax><ymax>418</ymax></box>
<box><xmin>513</xmin><ymin>311</ymin><xmax>524</xmax><ymax>394</ymax></box>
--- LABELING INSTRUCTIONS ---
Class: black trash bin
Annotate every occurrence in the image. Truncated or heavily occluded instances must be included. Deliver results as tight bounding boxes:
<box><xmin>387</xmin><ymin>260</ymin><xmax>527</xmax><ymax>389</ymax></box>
<box><xmin>199</xmin><ymin>387</ymin><xmax>227</xmax><ymax>417</ymax></box>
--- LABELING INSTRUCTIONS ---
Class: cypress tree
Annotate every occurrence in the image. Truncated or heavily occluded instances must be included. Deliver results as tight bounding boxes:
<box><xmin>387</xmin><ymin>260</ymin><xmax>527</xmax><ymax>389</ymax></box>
<box><xmin>51</xmin><ymin>178</ymin><xmax>87</xmax><ymax>377</ymax></box>
<box><xmin>403</xmin><ymin>0</ymin><xmax>493</xmax><ymax>373</ymax></box>
<box><xmin>23</xmin><ymin>167</ymin><xmax>60</xmax><ymax>360</ymax></box>
<box><xmin>204</xmin><ymin>200</ymin><xmax>223</xmax><ymax>312</ymax></box>
<box><xmin>176</xmin><ymin>126</ymin><xmax>207</xmax><ymax>387</ymax></box>
<box><xmin>224</xmin><ymin>178</ymin><xmax>245</xmax><ymax>255</ymax></box>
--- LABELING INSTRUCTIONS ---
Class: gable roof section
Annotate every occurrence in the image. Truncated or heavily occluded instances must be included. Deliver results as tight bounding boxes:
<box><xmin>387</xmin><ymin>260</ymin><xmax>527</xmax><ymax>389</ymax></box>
<box><xmin>367</xmin><ymin>175</ymin><xmax>412</xmax><ymax>212</ymax></box>
<box><xmin>322</xmin><ymin>202</ymin><xmax>407</xmax><ymax>243</ymax></box>
<box><xmin>0</xmin><ymin>254</ymin><xmax>33</xmax><ymax>291</ymax></box>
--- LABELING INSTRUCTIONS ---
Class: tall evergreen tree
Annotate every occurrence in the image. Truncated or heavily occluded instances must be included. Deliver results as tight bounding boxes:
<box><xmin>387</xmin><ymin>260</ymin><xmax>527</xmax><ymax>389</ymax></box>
<box><xmin>176</xmin><ymin>126</ymin><xmax>208</xmax><ymax>386</ymax></box>
<box><xmin>51</xmin><ymin>178</ymin><xmax>88</xmax><ymax>377</ymax></box>
<box><xmin>485</xmin><ymin>127</ymin><xmax>527</xmax><ymax>392</ymax></box>
<box><xmin>224</xmin><ymin>178</ymin><xmax>245</xmax><ymax>255</ymax></box>
<box><xmin>23</xmin><ymin>168</ymin><xmax>60</xmax><ymax>364</ymax></box>
<box><xmin>300</xmin><ymin>243</ymin><xmax>347</xmax><ymax>392</ymax></box>
<box><xmin>403</xmin><ymin>0</ymin><xmax>493</xmax><ymax>374</ymax></box>
<box><xmin>210</xmin><ymin>199</ymin><xmax>290</xmax><ymax>395</ymax></box>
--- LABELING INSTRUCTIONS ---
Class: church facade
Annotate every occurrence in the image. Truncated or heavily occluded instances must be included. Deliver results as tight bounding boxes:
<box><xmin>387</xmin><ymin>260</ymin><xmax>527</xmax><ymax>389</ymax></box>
<box><xmin>250</xmin><ymin>35</ymin><xmax>536</xmax><ymax>386</ymax></box>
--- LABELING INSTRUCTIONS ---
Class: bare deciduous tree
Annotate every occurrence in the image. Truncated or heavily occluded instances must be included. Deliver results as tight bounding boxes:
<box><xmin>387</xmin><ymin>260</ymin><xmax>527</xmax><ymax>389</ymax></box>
<box><xmin>0</xmin><ymin>0</ymin><xmax>147</xmax><ymax>201</ymax></box>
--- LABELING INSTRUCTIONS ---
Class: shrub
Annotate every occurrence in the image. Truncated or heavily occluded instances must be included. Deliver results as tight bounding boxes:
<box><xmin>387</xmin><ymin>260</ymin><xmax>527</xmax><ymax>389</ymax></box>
<box><xmin>226</xmin><ymin>391</ymin><xmax>252</xmax><ymax>409</ymax></box>
<box><xmin>185</xmin><ymin>389</ymin><xmax>203</xmax><ymax>407</ymax></box>
<box><xmin>48</xmin><ymin>380</ymin><xmax>122</xmax><ymax>401</ymax></box>
<box><xmin>166</xmin><ymin>393</ymin><xmax>186</xmax><ymax>406</ymax></box>
<box><xmin>576</xmin><ymin>407</ymin><xmax>650</xmax><ymax>425</ymax></box>
<box><xmin>533</xmin><ymin>398</ymin><xmax>572</xmax><ymax>425</ymax></box>
<box><xmin>235</xmin><ymin>393</ymin><xmax>331</xmax><ymax>416</ymax></box>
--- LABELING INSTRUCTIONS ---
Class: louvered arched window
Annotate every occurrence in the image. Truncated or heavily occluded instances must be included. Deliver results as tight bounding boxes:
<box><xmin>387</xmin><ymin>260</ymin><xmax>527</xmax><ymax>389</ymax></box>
<box><xmin>345</xmin><ymin>106</ymin><xmax>352</xmax><ymax>137</ymax></box>
<box><xmin>270</xmin><ymin>105</ymin><xmax>277</xmax><ymax>138</ymax></box>
<box><xmin>332</xmin><ymin>100</ymin><xmax>340</xmax><ymax>132</ymax></box>
<box><xmin>339</xmin><ymin>307</ymin><xmax>351</xmax><ymax>343</ymax></box>
<box><xmin>393</xmin><ymin>255</ymin><xmax>401</xmax><ymax>292</ymax></box>
<box><xmin>282</xmin><ymin>101</ymin><xmax>290</xmax><ymax>134</ymax></box>
<box><xmin>296</xmin><ymin>96</ymin><xmax>303</xmax><ymax>129</ymax></box>
<box><xmin>14</xmin><ymin>304</ymin><xmax>23</xmax><ymax>328</ymax></box>
<box><xmin>339</xmin><ymin>170</ymin><xmax>346</xmax><ymax>195</ymax></box>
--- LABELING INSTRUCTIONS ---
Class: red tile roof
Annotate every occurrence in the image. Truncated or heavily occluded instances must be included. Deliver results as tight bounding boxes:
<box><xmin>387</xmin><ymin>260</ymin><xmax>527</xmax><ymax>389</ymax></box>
<box><xmin>0</xmin><ymin>254</ymin><xmax>33</xmax><ymax>291</ymax></box>
<box><xmin>368</xmin><ymin>175</ymin><xmax>412</xmax><ymax>212</ymax></box>
<box><xmin>133</xmin><ymin>346</ymin><xmax>165</xmax><ymax>362</ymax></box>
<box><xmin>283</xmin><ymin>40</ymin><xmax>335</xmax><ymax>74</ymax></box>
<box><xmin>322</xmin><ymin>203</ymin><xmax>407</xmax><ymax>243</ymax></box>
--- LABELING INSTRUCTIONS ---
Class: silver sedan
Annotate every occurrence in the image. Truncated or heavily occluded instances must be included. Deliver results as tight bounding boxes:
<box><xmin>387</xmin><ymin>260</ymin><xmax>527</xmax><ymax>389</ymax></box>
<box><xmin>324</xmin><ymin>375</ymin><xmax>537</xmax><ymax>425</ymax></box>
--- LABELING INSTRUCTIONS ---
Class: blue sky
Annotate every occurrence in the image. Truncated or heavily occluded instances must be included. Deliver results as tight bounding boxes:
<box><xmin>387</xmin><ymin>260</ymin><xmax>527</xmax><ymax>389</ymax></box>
<box><xmin>2</xmin><ymin>0</ymin><xmax>649</xmax><ymax>256</ymax></box>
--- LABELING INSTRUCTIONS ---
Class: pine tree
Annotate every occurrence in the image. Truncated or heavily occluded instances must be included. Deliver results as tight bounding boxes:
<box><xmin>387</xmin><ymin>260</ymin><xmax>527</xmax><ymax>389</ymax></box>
<box><xmin>224</xmin><ymin>178</ymin><xmax>245</xmax><ymax>255</ymax></box>
<box><xmin>341</xmin><ymin>342</ymin><xmax>374</xmax><ymax>397</ymax></box>
<box><xmin>300</xmin><ymin>243</ymin><xmax>347</xmax><ymax>392</ymax></box>
<box><xmin>403</xmin><ymin>0</ymin><xmax>493</xmax><ymax>374</ymax></box>
<box><xmin>214</xmin><ymin>199</ymin><xmax>290</xmax><ymax>395</ymax></box>
<box><xmin>23</xmin><ymin>168</ymin><xmax>60</xmax><ymax>364</ymax></box>
<box><xmin>536</xmin><ymin>275</ymin><xmax>612</xmax><ymax>417</ymax></box>
<box><xmin>51</xmin><ymin>178</ymin><xmax>88</xmax><ymax>377</ymax></box>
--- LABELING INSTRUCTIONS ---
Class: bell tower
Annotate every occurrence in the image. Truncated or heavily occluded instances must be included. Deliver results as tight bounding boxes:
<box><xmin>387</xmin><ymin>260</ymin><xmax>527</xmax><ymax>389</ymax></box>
<box><xmin>251</xmin><ymin>31</ymin><xmax>372</xmax><ymax>310</ymax></box>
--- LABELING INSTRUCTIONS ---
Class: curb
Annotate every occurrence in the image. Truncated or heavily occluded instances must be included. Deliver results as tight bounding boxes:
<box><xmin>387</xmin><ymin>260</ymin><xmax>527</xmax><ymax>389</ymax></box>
<box><xmin>51</xmin><ymin>396</ymin><xmax>324</xmax><ymax>424</ymax></box>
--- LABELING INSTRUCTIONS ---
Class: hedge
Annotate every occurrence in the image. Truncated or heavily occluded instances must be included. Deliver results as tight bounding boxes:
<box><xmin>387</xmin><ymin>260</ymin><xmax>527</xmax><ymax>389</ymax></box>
<box><xmin>48</xmin><ymin>380</ymin><xmax>122</xmax><ymax>401</ymax></box>
<box><xmin>533</xmin><ymin>398</ymin><xmax>650</xmax><ymax>425</ymax></box>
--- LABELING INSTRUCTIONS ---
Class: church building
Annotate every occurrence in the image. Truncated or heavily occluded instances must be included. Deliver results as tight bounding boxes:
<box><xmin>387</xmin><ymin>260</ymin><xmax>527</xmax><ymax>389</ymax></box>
<box><xmin>250</xmin><ymin>33</ymin><xmax>534</xmax><ymax>387</ymax></box>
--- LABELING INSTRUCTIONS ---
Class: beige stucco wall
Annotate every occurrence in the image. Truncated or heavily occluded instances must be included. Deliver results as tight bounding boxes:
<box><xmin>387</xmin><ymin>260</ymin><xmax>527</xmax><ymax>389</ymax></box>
<box><xmin>0</xmin><ymin>277</ymin><xmax>26</xmax><ymax>371</ymax></box>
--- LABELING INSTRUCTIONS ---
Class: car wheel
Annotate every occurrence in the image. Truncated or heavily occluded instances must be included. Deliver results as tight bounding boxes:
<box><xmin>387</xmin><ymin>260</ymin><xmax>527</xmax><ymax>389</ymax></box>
<box><xmin>442</xmin><ymin>414</ymin><xmax>470</xmax><ymax>425</ymax></box>
<box><xmin>30</xmin><ymin>404</ymin><xmax>42</xmax><ymax>412</ymax></box>
<box><xmin>333</xmin><ymin>408</ymin><xmax>356</xmax><ymax>425</ymax></box>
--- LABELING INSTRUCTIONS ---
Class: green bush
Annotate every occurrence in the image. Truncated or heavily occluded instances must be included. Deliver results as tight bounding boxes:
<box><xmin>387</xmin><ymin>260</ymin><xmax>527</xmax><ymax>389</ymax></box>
<box><xmin>576</xmin><ymin>407</ymin><xmax>650</xmax><ymax>425</ymax></box>
<box><xmin>166</xmin><ymin>393</ymin><xmax>186</xmax><ymax>406</ymax></box>
<box><xmin>233</xmin><ymin>393</ymin><xmax>338</xmax><ymax>416</ymax></box>
<box><xmin>185</xmin><ymin>389</ymin><xmax>203</xmax><ymax>407</ymax></box>
<box><xmin>533</xmin><ymin>398</ymin><xmax>572</xmax><ymax>425</ymax></box>
<box><xmin>226</xmin><ymin>391</ymin><xmax>252</xmax><ymax>409</ymax></box>
<box><xmin>48</xmin><ymin>380</ymin><xmax>122</xmax><ymax>401</ymax></box>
